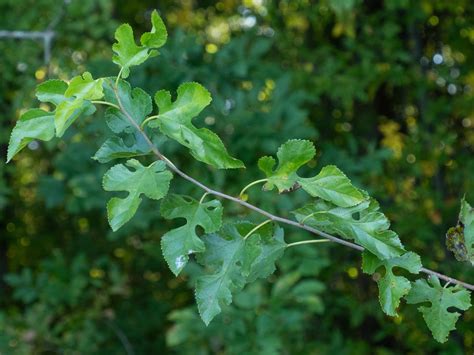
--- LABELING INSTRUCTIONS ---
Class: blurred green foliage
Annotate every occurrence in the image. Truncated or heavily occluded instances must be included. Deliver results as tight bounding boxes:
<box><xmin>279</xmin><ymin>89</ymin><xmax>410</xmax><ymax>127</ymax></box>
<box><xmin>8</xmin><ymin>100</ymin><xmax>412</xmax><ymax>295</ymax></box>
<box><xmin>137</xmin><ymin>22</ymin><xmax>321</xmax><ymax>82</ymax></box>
<box><xmin>1</xmin><ymin>0</ymin><xmax>473</xmax><ymax>353</ymax></box>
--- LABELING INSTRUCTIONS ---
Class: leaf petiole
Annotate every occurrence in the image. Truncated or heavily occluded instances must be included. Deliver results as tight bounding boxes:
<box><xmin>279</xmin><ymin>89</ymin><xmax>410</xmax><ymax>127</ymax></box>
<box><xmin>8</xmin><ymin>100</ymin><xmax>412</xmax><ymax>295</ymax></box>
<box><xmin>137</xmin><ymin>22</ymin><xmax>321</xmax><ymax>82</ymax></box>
<box><xmin>141</xmin><ymin>115</ymin><xmax>160</xmax><ymax>130</ymax></box>
<box><xmin>243</xmin><ymin>219</ymin><xmax>272</xmax><ymax>240</ymax></box>
<box><xmin>91</xmin><ymin>100</ymin><xmax>120</xmax><ymax>110</ymax></box>
<box><xmin>286</xmin><ymin>239</ymin><xmax>331</xmax><ymax>248</ymax></box>
<box><xmin>199</xmin><ymin>192</ymin><xmax>210</xmax><ymax>204</ymax></box>
<box><xmin>239</xmin><ymin>178</ymin><xmax>268</xmax><ymax>199</ymax></box>
<box><xmin>299</xmin><ymin>211</ymin><xmax>324</xmax><ymax>225</ymax></box>
<box><xmin>115</xmin><ymin>67</ymin><xmax>124</xmax><ymax>87</ymax></box>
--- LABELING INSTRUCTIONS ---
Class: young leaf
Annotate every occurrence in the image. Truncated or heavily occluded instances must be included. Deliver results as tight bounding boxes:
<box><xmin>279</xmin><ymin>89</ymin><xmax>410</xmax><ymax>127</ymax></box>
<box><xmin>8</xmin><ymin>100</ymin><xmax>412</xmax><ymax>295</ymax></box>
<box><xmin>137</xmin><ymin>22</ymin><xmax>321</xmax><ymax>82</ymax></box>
<box><xmin>148</xmin><ymin>82</ymin><xmax>244</xmax><ymax>169</ymax></box>
<box><xmin>293</xmin><ymin>199</ymin><xmax>405</xmax><ymax>259</ymax></box>
<box><xmin>35</xmin><ymin>79</ymin><xmax>68</xmax><ymax>104</ymax></box>
<box><xmin>112</xmin><ymin>10</ymin><xmax>167</xmax><ymax>78</ymax></box>
<box><xmin>299</xmin><ymin>165</ymin><xmax>365</xmax><ymax>208</ymax></box>
<box><xmin>36</xmin><ymin>75</ymin><xmax>101</xmax><ymax>137</ymax></box>
<box><xmin>55</xmin><ymin>100</ymin><xmax>95</xmax><ymax>137</ymax></box>
<box><xmin>160</xmin><ymin>194</ymin><xmax>223</xmax><ymax>276</ymax></box>
<box><xmin>446</xmin><ymin>198</ymin><xmax>474</xmax><ymax>265</ymax></box>
<box><xmin>258</xmin><ymin>139</ymin><xmax>315</xmax><ymax>192</ymax></box>
<box><xmin>64</xmin><ymin>72</ymin><xmax>104</xmax><ymax>100</ymax></box>
<box><xmin>258</xmin><ymin>140</ymin><xmax>365</xmax><ymax>207</ymax></box>
<box><xmin>405</xmin><ymin>276</ymin><xmax>471</xmax><ymax>343</ymax></box>
<box><xmin>195</xmin><ymin>223</ymin><xmax>261</xmax><ymax>325</ymax></box>
<box><xmin>140</xmin><ymin>10</ymin><xmax>167</xmax><ymax>48</ymax></box>
<box><xmin>102</xmin><ymin>159</ymin><xmax>172</xmax><ymax>231</ymax></box>
<box><xmin>362</xmin><ymin>251</ymin><xmax>422</xmax><ymax>316</ymax></box>
<box><xmin>7</xmin><ymin>109</ymin><xmax>55</xmax><ymax>163</ymax></box>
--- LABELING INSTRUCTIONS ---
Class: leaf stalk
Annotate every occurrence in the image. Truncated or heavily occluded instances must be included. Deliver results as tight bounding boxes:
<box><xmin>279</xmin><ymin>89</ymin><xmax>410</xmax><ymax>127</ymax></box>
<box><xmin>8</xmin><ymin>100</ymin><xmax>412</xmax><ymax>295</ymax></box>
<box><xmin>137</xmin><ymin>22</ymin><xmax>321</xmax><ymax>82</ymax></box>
<box><xmin>239</xmin><ymin>178</ymin><xmax>268</xmax><ymax>198</ymax></box>
<box><xmin>243</xmin><ymin>219</ymin><xmax>273</xmax><ymax>240</ymax></box>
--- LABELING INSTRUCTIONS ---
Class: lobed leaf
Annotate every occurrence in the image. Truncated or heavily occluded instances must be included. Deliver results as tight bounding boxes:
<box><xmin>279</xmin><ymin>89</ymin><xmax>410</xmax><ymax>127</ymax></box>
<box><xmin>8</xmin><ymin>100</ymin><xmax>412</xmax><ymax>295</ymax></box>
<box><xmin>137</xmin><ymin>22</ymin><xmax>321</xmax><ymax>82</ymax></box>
<box><xmin>258</xmin><ymin>140</ymin><xmax>365</xmax><ymax>207</ymax></box>
<box><xmin>103</xmin><ymin>79</ymin><xmax>152</xmax><ymax>130</ymax></box>
<box><xmin>94</xmin><ymin>79</ymin><xmax>154</xmax><ymax>163</ymax></box>
<box><xmin>293</xmin><ymin>199</ymin><xmax>405</xmax><ymax>259</ymax></box>
<box><xmin>64</xmin><ymin>72</ymin><xmax>104</xmax><ymax>100</ymax></box>
<box><xmin>149</xmin><ymin>82</ymin><xmax>244</xmax><ymax>169</ymax></box>
<box><xmin>36</xmin><ymin>74</ymin><xmax>101</xmax><ymax>137</ymax></box>
<box><xmin>405</xmin><ymin>276</ymin><xmax>471</xmax><ymax>343</ymax></box>
<box><xmin>112</xmin><ymin>10</ymin><xmax>167</xmax><ymax>78</ymax></box>
<box><xmin>247</xmin><ymin>225</ymin><xmax>286</xmax><ymax>282</ymax></box>
<box><xmin>195</xmin><ymin>222</ymin><xmax>285</xmax><ymax>325</ymax></box>
<box><xmin>93</xmin><ymin>134</ymin><xmax>150</xmax><ymax>163</ymax></box>
<box><xmin>7</xmin><ymin>109</ymin><xmax>55</xmax><ymax>163</ymax></box>
<box><xmin>299</xmin><ymin>165</ymin><xmax>365</xmax><ymax>207</ymax></box>
<box><xmin>259</xmin><ymin>139</ymin><xmax>315</xmax><ymax>192</ymax></box>
<box><xmin>195</xmin><ymin>224</ymin><xmax>260</xmax><ymax>325</ymax></box>
<box><xmin>160</xmin><ymin>194</ymin><xmax>223</xmax><ymax>276</ymax></box>
<box><xmin>102</xmin><ymin>159</ymin><xmax>172</xmax><ymax>231</ymax></box>
<box><xmin>362</xmin><ymin>251</ymin><xmax>422</xmax><ymax>316</ymax></box>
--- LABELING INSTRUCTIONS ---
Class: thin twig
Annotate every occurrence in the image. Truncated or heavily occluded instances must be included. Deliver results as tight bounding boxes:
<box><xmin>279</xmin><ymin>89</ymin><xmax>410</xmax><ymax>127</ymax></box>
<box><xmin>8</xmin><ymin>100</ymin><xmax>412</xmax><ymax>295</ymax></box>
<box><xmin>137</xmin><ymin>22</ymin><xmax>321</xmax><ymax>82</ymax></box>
<box><xmin>110</xmin><ymin>79</ymin><xmax>474</xmax><ymax>292</ymax></box>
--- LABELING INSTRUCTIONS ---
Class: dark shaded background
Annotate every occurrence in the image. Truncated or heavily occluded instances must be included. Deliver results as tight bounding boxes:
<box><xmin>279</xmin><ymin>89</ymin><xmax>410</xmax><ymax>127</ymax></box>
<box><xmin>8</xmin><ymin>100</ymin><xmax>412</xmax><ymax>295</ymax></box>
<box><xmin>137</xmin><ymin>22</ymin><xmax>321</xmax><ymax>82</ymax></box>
<box><xmin>1</xmin><ymin>0</ymin><xmax>473</xmax><ymax>353</ymax></box>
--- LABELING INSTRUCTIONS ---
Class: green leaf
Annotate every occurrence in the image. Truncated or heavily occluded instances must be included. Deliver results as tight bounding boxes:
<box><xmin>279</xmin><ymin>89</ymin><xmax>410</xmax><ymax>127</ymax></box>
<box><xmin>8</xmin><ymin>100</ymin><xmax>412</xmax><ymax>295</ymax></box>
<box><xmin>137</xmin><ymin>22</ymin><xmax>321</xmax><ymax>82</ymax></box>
<box><xmin>258</xmin><ymin>140</ymin><xmax>365</xmax><ymax>207</ymax></box>
<box><xmin>362</xmin><ymin>251</ymin><xmax>422</xmax><ymax>316</ymax></box>
<box><xmin>446</xmin><ymin>198</ymin><xmax>474</xmax><ymax>265</ymax></box>
<box><xmin>293</xmin><ymin>199</ymin><xmax>405</xmax><ymax>259</ymax></box>
<box><xmin>103</xmin><ymin>79</ymin><xmax>152</xmax><ymax>131</ymax></box>
<box><xmin>36</xmin><ymin>80</ymin><xmax>68</xmax><ymax>105</ymax></box>
<box><xmin>405</xmin><ymin>276</ymin><xmax>471</xmax><ymax>343</ymax></box>
<box><xmin>36</xmin><ymin>75</ymin><xmax>100</xmax><ymax>137</ymax></box>
<box><xmin>102</xmin><ymin>159</ymin><xmax>172</xmax><ymax>231</ymax></box>
<box><xmin>160</xmin><ymin>194</ymin><xmax>223</xmax><ymax>276</ymax></box>
<box><xmin>7</xmin><ymin>109</ymin><xmax>55</xmax><ymax>163</ymax></box>
<box><xmin>247</xmin><ymin>225</ymin><xmax>286</xmax><ymax>282</ymax></box>
<box><xmin>55</xmin><ymin>100</ymin><xmax>95</xmax><ymax>137</ymax></box>
<box><xmin>93</xmin><ymin>134</ymin><xmax>150</xmax><ymax>163</ymax></box>
<box><xmin>94</xmin><ymin>80</ymin><xmax>154</xmax><ymax>163</ymax></box>
<box><xmin>258</xmin><ymin>139</ymin><xmax>315</xmax><ymax>192</ymax></box>
<box><xmin>299</xmin><ymin>165</ymin><xmax>365</xmax><ymax>207</ymax></box>
<box><xmin>140</xmin><ymin>10</ymin><xmax>168</xmax><ymax>48</ymax></box>
<box><xmin>64</xmin><ymin>72</ymin><xmax>104</xmax><ymax>100</ymax></box>
<box><xmin>195</xmin><ymin>223</ymin><xmax>261</xmax><ymax>325</ymax></box>
<box><xmin>112</xmin><ymin>10</ymin><xmax>167</xmax><ymax>78</ymax></box>
<box><xmin>149</xmin><ymin>82</ymin><xmax>244</xmax><ymax>169</ymax></box>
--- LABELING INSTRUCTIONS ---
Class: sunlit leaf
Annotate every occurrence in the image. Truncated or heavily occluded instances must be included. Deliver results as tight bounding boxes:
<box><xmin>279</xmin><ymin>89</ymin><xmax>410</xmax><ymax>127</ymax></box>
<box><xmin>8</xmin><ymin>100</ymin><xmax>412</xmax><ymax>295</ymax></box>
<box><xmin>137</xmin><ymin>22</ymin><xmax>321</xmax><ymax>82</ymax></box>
<box><xmin>149</xmin><ymin>82</ymin><xmax>244</xmax><ymax>169</ymax></box>
<box><xmin>7</xmin><ymin>109</ymin><xmax>55</xmax><ymax>163</ymax></box>
<box><xmin>112</xmin><ymin>10</ymin><xmax>167</xmax><ymax>78</ymax></box>
<box><xmin>258</xmin><ymin>139</ymin><xmax>315</xmax><ymax>192</ymax></box>
<box><xmin>36</xmin><ymin>75</ymin><xmax>100</xmax><ymax>137</ymax></box>
<box><xmin>299</xmin><ymin>165</ymin><xmax>365</xmax><ymax>207</ymax></box>
<box><xmin>259</xmin><ymin>140</ymin><xmax>364</xmax><ymax>207</ymax></box>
